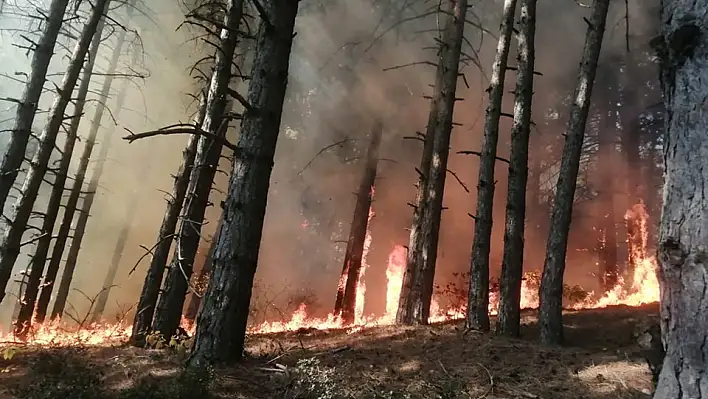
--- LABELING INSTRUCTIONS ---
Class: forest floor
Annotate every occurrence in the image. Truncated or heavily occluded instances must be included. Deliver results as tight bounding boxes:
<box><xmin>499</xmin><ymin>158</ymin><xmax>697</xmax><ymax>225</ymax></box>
<box><xmin>0</xmin><ymin>304</ymin><xmax>657</xmax><ymax>399</ymax></box>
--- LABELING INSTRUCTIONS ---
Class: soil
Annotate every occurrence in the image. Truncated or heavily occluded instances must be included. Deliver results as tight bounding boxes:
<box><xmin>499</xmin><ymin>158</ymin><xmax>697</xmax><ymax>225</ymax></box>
<box><xmin>0</xmin><ymin>304</ymin><xmax>658</xmax><ymax>398</ymax></box>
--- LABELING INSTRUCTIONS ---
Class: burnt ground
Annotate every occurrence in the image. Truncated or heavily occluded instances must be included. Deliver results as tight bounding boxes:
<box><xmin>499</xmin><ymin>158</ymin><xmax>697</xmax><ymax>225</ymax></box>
<box><xmin>0</xmin><ymin>304</ymin><xmax>658</xmax><ymax>399</ymax></box>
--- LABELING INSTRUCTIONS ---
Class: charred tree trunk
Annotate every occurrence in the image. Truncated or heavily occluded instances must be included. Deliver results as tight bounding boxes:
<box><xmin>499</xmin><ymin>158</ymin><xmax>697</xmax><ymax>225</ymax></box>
<box><xmin>187</xmin><ymin>1</ymin><xmax>299</xmax><ymax>366</ymax></box>
<box><xmin>465</xmin><ymin>0</ymin><xmax>517</xmax><ymax>331</ymax></box>
<box><xmin>538</xmin><ymin>0</ymin><xmax>609</xmax><ymax>345</ymax></box>
<box><xmin>496</xmin><ymin>0</ymin><xmax>537</xmax><ymax>337</ymax></box>
<box><xmin>620</xmin><ymin>91</ymin><xmax>643</xmax><ymax>286</ymax></box>
<box><xmin>397</xmin><ymin>0</ymin><xmax>467</xmax><ymax>326</ymax></box>
<box><xmin>35</xmin><ymin>43</ymin><xmax>132</xmax><ymax>324</ymax></box>
<box><xmin>152</xmin><ymin>0</ymin><xmax>245</xmax><ymax>340</ymax></box>
<box><xmin>12</xmin><ymin>14</ymin><xmax>114</xmax><ymax>336</ymax></box>
<box><xmin>597</xmin><ymin>104</ymin><xmax>619</xmax><ymax>292</ymax></box>
<box><xmin>0</xmin><ymin>0</ymin><xmax>69</xmax><ymax>212</ymax></box>
<box><xmin>130</xmin><ymin>133</ymin><xmax>201</xmax><ymax>345</ymax></box>
<box><xmin>335</xmin><ymin>121</ymin><xmax>382</xmax><ymax>325</ymax></box>
<box><xmin>0</xmin><ymin>0</ymin><xmax>109</xmax><ymax>307</ymax></box>
<box><xmin>652</xmin><ymin>2</ymin><xmax>708</xmax><ymax>397</ymax></box>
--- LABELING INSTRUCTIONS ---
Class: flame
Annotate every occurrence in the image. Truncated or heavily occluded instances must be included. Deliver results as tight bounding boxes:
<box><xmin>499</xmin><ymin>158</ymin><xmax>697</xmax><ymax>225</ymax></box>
<box><xmin>0</xmin><ymin>203</ymin><xmax>660</xmax><ymax>344</ymax></box>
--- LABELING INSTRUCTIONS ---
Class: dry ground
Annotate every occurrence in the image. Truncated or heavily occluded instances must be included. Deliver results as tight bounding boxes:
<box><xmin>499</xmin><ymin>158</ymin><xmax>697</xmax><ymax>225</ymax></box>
<box><xmin>0</xmin><ymin>304</ymin><xmax>657</xmax><ymax>398</ymax></box>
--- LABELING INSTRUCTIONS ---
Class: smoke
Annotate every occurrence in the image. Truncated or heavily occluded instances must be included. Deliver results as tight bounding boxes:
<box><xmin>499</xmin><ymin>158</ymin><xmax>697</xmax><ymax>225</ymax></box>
<box><xmin>0</xmin><ymin>0</ymin><xmax>662</xmax><ymax>326</ymax></box>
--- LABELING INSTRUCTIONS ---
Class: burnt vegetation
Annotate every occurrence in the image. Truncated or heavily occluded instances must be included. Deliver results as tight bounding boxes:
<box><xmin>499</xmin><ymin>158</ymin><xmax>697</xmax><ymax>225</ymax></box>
<box><xmin>0</xmin><ymin>0</ymin><xmax>701</xmax><ymax>397</ymax></box>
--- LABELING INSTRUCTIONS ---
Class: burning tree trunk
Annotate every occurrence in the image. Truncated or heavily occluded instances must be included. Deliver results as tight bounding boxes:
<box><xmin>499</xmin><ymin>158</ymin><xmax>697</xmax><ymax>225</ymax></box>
<box><xmin>0</xmin><ymin>0</ymin><xmax>69</xmax><ymax>212</ymax></box>
<box><xmin>651</xmin><ymin>3</ymin><xmax>708</xmax><ymax>397</ymax></box>
<box><xmin>130</xmin><ymin>133</ymin><xmax>201</xmax><ymax>345</ymax></box>
<box><xmin>466</xmin><ymin>0</ymin><xmax>517</xmax><ymax>331</ymax></box>
<box><xmin>597</xmin><ymin>130</ymin><xmax>619</xmax><ymax>292</ymax></box>
<box><xmin>397</xmin><ymin>0</ymin><xmax>467</xmax><ymax>326</ymax></box>
<box><xmin>187</xmin><ymin>1</ymin><xmax>299</xmax><ymax>366</ymax></box>
<box><xmin>152</xmin><ymin>0</ymin><xmax>245</xmax><ymax>340</ymax></box>
<box><xmin>0</xmin><ymin>0</ymin><xmax>110</xmax><ymax>307</ymax></box>
<box><xmin>538</xmin><ymin>0</ymin><xmax>609</xmax><ymax>345</ymax></box>
<box><xmin>496</xmin><ymin>0</ymin><xmax>537</xmax><ymax>338</ymax></box>
<box><xmin>184</xmin><ymin>220</ymin><xmax>219</xmax><ymax>322</ymax></box>
<box><xmin>35</xmin><ymin>43</ymin><xmax>133</xmax><ymax>324</ymax></box>
<box><xmin>12</xmin><ymin>9</ymin><xmax>113</xmax><ymax>336</ymax></box>
<box><xmin>334</xmin><ymin>121</ymin><xmax>381</xmax><ymax>325</ymax></box>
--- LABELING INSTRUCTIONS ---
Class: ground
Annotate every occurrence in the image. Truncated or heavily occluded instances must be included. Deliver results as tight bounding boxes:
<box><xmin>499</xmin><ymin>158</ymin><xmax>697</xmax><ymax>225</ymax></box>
<box><xmin>0</xmin><ymin>304</ymin><xmax>657</xmax><ymax>398</ymax></box>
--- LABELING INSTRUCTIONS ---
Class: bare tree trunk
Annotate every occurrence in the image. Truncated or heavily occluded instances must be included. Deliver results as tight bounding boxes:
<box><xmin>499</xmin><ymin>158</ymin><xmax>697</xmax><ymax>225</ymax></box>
<box><xmin>597</xmin><ymin>145</ymin><xmax>619</xmax><ymax>292</ymax></box>
<box><xmin>397</xmin><ymin>0</ymin><xmax>467</xmax><ymax>326</ymax></box>
<box><xmin>652</xmin><ymin>2</ymin><xmax>708</xmax><ymax>397</ymax></box>
<box><xmin>130</xmin><ymin>133</ymin><xmax>201</xmax><ymax>345</ymax></box>
<box><xmin>496</xmin><ymin>0</ymin><xmax>537</xmax><ymax>338</ymax></box>
<box><xmin>538</xmin><ymin>0</ymin><xmax>609</xmax><ymax>345</ymax></box>
<box><xmin>465</xmin><ymin>0</ymin><xmax>517</xmax><ymax>331</ymax></box>
<box><xmin>0</xmin><ymin>0</ymin><xmax>69</xmax><ymax>212</ymax></box>
<box><xmin>0</xmin><ymin>0</ymin><xmax>109</xmax><ymax>307</ymax></box>
<box><xmin>35</xmin><ymin>46</ymin><xmax>132</xmax><ymax>325</ymax></box>
<box><xmin>335</xmin><ymin>121</ymin><xmax>381</xmax><ymax>324</ymax></box>
<box><xmin>187</xmin><ymin>2</ymin><xmax>299</xmax><ymax>366</ymax></box>
<box><xmin>12</xmin><ymin>21</ymin><xmax>114</xmax><ymax>338</ymax></box>
<box><xmin>152</xmin><ymin>0</ymin><xmax>245</xmax><ymax>340</ymax></box>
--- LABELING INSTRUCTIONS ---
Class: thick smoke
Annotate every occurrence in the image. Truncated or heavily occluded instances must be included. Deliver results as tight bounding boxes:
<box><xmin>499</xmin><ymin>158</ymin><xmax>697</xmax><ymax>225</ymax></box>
<box><xmin>0</xmin><ymin>0</ymin><xmax>661</xmax><ymax>326</ymax></box>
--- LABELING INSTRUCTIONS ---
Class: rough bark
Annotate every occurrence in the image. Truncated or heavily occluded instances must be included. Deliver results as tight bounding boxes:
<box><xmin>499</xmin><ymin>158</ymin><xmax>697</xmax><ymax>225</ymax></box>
<box><xmin>0</xmin><ymin>0</ymin><xmax>109</xmax><ymax>307</ymax></box>
<box><xmin>0</xmin><ymin>0</ymin><xmax>69</xmax><ymax>213</ymax></box>
<box><xmin>12</xmin><ymin>13</ymin><xmax>114</xmax><ymax>336</ymax></box>
<box><xmin>130</xmin><ymin>133</ymin><xmax>201</xmax><ymax>345</ymax></box>
<box><xmin>335</xmin><ymin>121</ymin><xmax>381</xmax><ymax>324</ymax></box>
<box><xmin>538</xmin><ymin>0</ymin><xmax>609</xmax><ymax>345</ymax></box>
<box><xmin>187</xmin><ymin>1</ymin><xmax>299</xmax><ymax>366</ymax></box>
<box><xmin>651</xmin><ymin>2</ymin><xmax>708</xmax><ymax>397</ymax></box>
<box><xmin>152</xmin><ymin>0</ymin><xmax>245</xmax><ymax>339</ymax></box>
<box><xmin>496</xmin><ymin>0</ymin><xmax>536</xmax><ymax>337</ymax></box>
<box><xmin>184</xmin><ymin>222</ymin><xmax>219</xmax><ymax>323</ymax></box>
<box><xmin>35</xmin><ymin>43</ymin><xmax>133</xmax><ymax>324</ymax></box>
<box><xmin>465</xmin><ymin>0</ymin><xmax>517</xmax><ymax>331</ymax></box>
<box><xmin>397</xmin><ymin>0</ymin><xmax>467</xmax><ymax>326</ymax></box>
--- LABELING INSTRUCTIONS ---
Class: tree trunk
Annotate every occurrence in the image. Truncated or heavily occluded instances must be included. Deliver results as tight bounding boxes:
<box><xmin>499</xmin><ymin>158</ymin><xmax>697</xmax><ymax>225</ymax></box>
<box><xmin>397</xmin><ymin>0</ymin><xmax>467</xmax><ymax>326</ymax></box>
<box><xmin>90</xmin><ymin>185</ymin><xmax>143</xmax><ymax>323</ymax></box>
<box><xmin>152</xmin><ymin>0</ymin><xmax>245</xmax><ymax>340</ymax></box>
<box><xmin>335</xmin><ymin>121</ymin><xmax>381</xmax><ymax>325</ymax></box>
<box><xmin>597</xmin><ymin>108</ymin><xmax>619</xmax><ymax>292</ymax></box>
<box><xmin>0</xmin><ymin>0</ymin><xmax>109</xmax><ymax>307</ymax></box>
<box><xmin>35</xmin><ymin>41</ymin><xmax>133</xmax><ymax>325</ymax></box>
<box><xmin>12</xmin><ymin>13</ymin><xmax>117</xmax><ymax>337</ymax></box>
<box><xmin>0</xmin><ymin>0</ymin><xmax>69</xmax><ymax>213</ymax></box>
<box><xmin>130</xmin><ymin>133</ymin><xmax>201</xmax><ymax>345</ymax></box>
<box><xmin>496</xmin><ymin>0</ymin><xmax>537</xmax><ymax>338</ymax></box>
<box><xmin>184</xmin><ymin>219</ymin><xmax>219</xmax><ymax>323</ymax></box>
<box><xmin>465</xmin><ymin>0</ymin><xmax>517</xmax><ymax>331</ymax></box>
<box><xmin>538</xmin><ymin>0</ymin><xmax>609</xmax><ymax>345</ymax></box>
<box><xmin>187</xmin><ymin>1</ymin><xmax>299</xmax><ymax>366</ymax></box>
<box><xmin>651</xmin><ymin>2</ymin><xmax>708</xmax><ymax>397</ymax></box>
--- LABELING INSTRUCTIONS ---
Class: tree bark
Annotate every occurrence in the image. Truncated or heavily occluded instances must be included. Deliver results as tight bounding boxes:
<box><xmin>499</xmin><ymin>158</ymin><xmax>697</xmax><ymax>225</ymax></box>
<box><xmin>152</xmin><ymin>0</ymin><xmax>245</xmax><ymax>340</ymax></box>
<box><xmin>496</xmin><ymin>0</ymin><xmax>537</xmax><ymax>338</ymax></box>
<box><xmin>184</xmin><ymin>219</ymin><xmax>219</xmax><ymax>323</ymax></box>
<box><xmin>397</xmin><ymin>0</ymin><xmax>467</xmax><ymax>326</ymax></box>
<box><xmin>187</xmin><ymin>1</ymin><xmax>299</xmax><ymax>366</ymax></box>
<box><xmin>651</xmin><ymin>2</ymin><xmax>708</xmax><ymax>397</ymax></box>
<box><xmin>335</xmin><ymin>121</ymin><xmax>381</xmax><ymax>325</ymax></box>
<box><xmin>538</xmin><ymin>0</ymin><xmax>609</xmax><ymax>345</ymax></box>
<box><xmin>0</xmin><ymin>0</ymin><xmax>109</xmax><ymax>307</ymax></box>
<box><xmin>35</xmin><ymin>40</ymin><xmax>133</xmax><ymax>325</ymax></box>
<box><xmin>0</xmin><ymin>0</ymin><xmax>69</xmax><ymax>213</ymax></box>
<box><xmin>465</xmin><ymin>0</ymin><xmax>517</xmax><ymax>331</ymax></box>
<box><xmin>12</xmin><ymin>10</ymin><xmax>117</xmax><ymax>337</ymax></box>
<box><xmin>130</xmin><ymin>133</ymin><xmax>201</xmax><ymax>345</ymax></box>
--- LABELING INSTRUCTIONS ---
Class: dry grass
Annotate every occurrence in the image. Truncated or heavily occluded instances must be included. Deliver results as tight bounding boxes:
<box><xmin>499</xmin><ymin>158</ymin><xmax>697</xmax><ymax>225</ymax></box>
<box><xmin>0</xmin><ymin>304</ymin><xmax>657</xmax><ymax>398</ymax></box>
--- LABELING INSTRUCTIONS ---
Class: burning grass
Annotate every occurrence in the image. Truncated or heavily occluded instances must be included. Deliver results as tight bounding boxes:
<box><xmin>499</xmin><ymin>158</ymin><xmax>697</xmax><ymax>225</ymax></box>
<box><xmin>0</xmin><ymin>304</ymin><xmax>657</xmax><ymax>398</ymax></box>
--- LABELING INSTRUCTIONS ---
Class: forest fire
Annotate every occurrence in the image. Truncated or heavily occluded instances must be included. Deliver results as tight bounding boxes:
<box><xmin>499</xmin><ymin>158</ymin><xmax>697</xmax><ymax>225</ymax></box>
<box><xmin>0</xmin><ymin>204</ymin><xmax>659</xmax><ymax>345</ymax></box>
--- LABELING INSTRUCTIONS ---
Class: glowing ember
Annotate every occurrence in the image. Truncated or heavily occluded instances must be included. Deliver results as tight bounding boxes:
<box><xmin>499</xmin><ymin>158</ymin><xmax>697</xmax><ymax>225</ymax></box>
<box><xmin>0</xmin><ymin>203</ymin><xmax>660</xmax><ymax>344</ymax></box>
